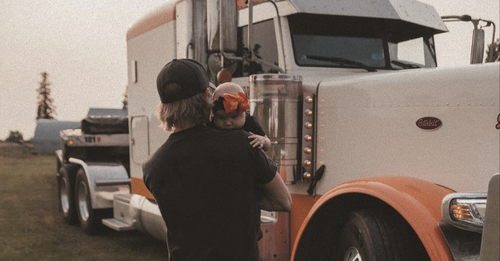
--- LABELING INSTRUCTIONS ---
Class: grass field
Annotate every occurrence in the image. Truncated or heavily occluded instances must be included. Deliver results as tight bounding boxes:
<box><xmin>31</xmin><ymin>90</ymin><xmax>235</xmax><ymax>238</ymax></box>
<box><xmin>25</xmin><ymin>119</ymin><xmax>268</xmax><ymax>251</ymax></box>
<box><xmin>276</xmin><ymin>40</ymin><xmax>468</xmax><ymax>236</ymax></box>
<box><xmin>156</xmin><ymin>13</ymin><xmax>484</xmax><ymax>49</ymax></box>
<box><xmin>0</xmin><ymin>142</ymin><xmax>169</xmax><ymax>261</ymax></box>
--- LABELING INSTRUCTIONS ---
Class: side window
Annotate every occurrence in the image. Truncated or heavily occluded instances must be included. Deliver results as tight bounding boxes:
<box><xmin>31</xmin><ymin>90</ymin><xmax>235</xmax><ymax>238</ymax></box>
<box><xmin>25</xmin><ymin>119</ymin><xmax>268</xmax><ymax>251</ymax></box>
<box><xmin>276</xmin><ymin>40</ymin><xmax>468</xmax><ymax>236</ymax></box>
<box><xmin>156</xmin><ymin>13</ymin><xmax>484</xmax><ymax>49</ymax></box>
<box><xmin>234</xmin><ymin>19</ymin><xmax>279</xmax><ymax>77</ymax></box>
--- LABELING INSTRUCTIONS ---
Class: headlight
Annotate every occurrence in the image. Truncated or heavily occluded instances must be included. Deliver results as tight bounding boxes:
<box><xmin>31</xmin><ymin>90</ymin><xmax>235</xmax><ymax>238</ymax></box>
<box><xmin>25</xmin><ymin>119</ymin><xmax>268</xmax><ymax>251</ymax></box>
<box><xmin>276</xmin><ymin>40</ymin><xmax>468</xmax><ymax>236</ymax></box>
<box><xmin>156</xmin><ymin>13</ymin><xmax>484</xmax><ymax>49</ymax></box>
<box><xmin>442</xmin><ymin>193</ymin><xmax>487</xmax><ymax>233</ymax></box>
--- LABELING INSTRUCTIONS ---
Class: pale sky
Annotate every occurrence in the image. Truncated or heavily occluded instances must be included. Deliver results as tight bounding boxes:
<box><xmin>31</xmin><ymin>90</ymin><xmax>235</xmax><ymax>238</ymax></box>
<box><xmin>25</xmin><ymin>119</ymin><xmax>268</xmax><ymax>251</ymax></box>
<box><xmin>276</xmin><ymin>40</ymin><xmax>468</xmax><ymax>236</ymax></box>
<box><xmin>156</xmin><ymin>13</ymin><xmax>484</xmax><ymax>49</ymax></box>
<box><xmin>1</xmin><ymin>0</ymin><xmax>499</xmax><ymax>140</ymax></box>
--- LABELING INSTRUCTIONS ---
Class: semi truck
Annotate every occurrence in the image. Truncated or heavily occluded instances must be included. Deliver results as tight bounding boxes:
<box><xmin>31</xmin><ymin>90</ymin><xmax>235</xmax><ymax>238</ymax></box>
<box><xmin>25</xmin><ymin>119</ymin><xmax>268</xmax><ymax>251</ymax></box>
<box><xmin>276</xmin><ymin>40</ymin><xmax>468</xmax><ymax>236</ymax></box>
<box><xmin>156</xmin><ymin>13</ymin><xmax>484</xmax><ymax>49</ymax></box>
<box><xmin>55</xmin><ymin>0</ymin><xmax>500</xmax><ymax>260</ymax></box>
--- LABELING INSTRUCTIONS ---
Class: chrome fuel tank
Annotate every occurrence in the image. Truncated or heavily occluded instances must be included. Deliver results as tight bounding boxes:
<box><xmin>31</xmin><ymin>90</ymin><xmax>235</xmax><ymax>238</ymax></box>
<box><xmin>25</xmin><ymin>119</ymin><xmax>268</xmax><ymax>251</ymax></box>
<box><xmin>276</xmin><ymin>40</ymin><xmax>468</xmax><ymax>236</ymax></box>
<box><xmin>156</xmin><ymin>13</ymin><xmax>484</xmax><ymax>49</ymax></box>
<box><xmin>250</xmin><ymin>74</ymin><xmax>302</xmax><ymax>184</ymax></box>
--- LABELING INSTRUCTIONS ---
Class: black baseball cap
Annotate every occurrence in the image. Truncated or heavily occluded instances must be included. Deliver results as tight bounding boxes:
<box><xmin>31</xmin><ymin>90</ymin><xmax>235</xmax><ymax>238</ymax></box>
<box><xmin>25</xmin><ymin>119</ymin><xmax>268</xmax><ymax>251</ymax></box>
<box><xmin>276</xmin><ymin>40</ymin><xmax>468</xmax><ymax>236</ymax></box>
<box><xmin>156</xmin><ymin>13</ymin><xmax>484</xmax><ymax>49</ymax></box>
<box><xmin>156</xmin><ymin>59</ymin><xmax>209</xmax><ymax>104</ymax></box>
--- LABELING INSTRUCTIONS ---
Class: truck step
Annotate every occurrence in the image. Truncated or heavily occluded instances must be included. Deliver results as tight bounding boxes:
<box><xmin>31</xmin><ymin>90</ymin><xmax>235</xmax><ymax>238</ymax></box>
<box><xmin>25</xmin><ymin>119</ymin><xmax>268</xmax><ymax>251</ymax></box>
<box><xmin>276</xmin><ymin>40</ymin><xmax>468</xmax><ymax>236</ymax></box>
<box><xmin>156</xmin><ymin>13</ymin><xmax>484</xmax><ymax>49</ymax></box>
<box><xmin>102</xmin><ymin>218</ymin><xmax>136</xmax><ymax>231</ymax></box>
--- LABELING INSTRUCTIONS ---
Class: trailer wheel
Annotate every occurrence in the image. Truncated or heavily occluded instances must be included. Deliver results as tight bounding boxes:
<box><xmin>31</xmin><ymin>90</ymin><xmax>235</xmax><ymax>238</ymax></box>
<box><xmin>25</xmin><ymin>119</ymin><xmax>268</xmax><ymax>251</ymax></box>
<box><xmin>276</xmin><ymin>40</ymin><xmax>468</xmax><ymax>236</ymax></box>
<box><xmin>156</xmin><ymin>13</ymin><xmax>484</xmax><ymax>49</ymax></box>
<box><xmin>75</xmin><ymin>168</ymin><xmax>106</xmax><ymax>235</ymax></box>
<box><xmin>333</xmin><ymin>208</ymin><xmax>429</xmax><ymax>261</ymax></box>
<box><xmin>58</xmin><ymin>166</ymin><xmax>78</xmax><ymax>225</ymax></box>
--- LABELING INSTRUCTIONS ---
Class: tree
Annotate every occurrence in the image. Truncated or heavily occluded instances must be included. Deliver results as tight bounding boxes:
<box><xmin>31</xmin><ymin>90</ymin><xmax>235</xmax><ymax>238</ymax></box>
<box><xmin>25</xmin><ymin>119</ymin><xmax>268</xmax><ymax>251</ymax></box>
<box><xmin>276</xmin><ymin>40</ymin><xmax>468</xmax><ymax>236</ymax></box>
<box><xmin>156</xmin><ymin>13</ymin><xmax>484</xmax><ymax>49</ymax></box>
<box><xmin>36</xmin><ymin>72</ymin><xmax>56</xmax><ymax>120</ymax></box>
<box><xmin>485</xmin><ymin>38</ymin><xmax>500</xmax><ymax>62</ymax></box>
<box><xmin>6</xmin><ymin>130</ymin><xmax>23</xmax><ymax>143</ymax></box>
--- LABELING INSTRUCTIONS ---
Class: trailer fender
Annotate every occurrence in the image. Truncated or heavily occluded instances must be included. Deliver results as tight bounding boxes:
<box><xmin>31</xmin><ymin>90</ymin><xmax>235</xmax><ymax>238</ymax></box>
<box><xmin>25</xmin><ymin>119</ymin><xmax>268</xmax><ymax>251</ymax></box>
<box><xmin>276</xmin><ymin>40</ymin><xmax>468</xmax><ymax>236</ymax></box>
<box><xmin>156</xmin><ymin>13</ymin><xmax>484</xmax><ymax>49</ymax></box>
<box><xmin>55</xmin><ymin>150</ymin><xmax>64</xmax><ymax>170</ymax></box>
<box><xmin>68</xmin><ymin>157</ymin><xmax>131</xmax><ymax>209</ymax></box>
<box><xmin>292</xmin><ymin>176</ymin><xmax>455</xmax><ymax>261</ymax></box>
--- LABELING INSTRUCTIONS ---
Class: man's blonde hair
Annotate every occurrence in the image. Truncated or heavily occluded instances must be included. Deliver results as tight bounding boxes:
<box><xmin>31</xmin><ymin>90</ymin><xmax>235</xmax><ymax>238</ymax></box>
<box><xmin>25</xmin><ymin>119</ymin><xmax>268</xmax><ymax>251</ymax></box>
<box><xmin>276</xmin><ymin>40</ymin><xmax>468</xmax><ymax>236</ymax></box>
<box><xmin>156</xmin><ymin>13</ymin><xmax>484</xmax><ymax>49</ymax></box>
<box><xmin>157</xmin><ymin>83</ymin><xmax>212</xmax><ymax>132</ymax></box>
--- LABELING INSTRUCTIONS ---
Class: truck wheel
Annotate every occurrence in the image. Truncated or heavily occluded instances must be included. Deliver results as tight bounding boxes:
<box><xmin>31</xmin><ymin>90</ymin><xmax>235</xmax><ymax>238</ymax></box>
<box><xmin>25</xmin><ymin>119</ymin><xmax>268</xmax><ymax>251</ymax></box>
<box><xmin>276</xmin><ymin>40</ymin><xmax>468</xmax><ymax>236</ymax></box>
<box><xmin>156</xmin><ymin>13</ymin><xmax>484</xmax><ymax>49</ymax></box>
<box><xmin>58</xmin><ymin>166</ymin><xmax>78</xmax><ymax>225</ymax></box>
<box><xmin>333</xmin><ymin>208</ymin><xmax>429</xmax><ymax>261</ymax></box>
<box><xmin>75</xmin><ymin>168</ymin><xmax>105</xmax><ymax>235</ymax></box>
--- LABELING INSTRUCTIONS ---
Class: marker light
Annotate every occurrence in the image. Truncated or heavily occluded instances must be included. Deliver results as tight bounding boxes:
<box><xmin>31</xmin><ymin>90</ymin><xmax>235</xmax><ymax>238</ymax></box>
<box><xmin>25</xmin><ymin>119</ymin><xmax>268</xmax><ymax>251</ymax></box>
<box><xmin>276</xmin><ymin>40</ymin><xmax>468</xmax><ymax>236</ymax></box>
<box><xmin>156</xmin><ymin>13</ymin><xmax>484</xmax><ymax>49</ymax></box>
<box><xmin>450</xmin><ymin>199</ymin><xmax>486</xmax><ymax>223</ymax></box>
<box><xmin>304</xmin><ymin>122</ymin><xmax>313</xmax><ymax>128</ymax></box>
<box><xmin>303</xmin><ymin>172</ymin><xmax>312</xmax><ymax>179</ymax></box>
<box><xmin>442</xmin><ymin>193</ymin><xmax>487</xmax><ymax>233</ymax></box>
<box><xmin>304</xmin><ymin>134</ymin><xmax>312</xmax><ymax>141</ymax></box>
<box><xmin>303</xmin><ymin>160</ymin><xmax>312</xmax><ymax>166</ymax></box>
<box><xmin>304</xmin><ymin>147</ymin><xmax>312</xmax><ymax>154</ymax></box>
<box><xmin>304</xmin><ymin>109</ymin><xmax>313</xmax><ymax>116</ymax></box>
<box><xmin>217</xmin><ymin>69</ymin><xmax>232</xmax><ymax>83</ymax></box>
<box><xmin>68</xmin><ymin>140</ymin><xmax>74</xmax><ymax>146</ymax></box>
<box><xmin>452</xmin><ymin>204</ymin><xmax>473</xmax><ymax>219</ymax></box>
<box><xmin>305</xmin><ymin>96</ymin><xmax>313</xmax><ymax>103</ymax></box>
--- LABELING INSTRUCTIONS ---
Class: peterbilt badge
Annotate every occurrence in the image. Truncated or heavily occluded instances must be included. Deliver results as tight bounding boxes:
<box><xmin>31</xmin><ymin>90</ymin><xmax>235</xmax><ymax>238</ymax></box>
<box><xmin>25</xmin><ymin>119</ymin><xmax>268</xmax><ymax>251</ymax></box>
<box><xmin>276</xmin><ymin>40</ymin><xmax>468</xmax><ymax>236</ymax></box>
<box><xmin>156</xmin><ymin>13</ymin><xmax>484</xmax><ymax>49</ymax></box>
<box><xmin>416</xmin><ymin>117</ymin><xmax>442</xmax><ymax>130</ymax></box>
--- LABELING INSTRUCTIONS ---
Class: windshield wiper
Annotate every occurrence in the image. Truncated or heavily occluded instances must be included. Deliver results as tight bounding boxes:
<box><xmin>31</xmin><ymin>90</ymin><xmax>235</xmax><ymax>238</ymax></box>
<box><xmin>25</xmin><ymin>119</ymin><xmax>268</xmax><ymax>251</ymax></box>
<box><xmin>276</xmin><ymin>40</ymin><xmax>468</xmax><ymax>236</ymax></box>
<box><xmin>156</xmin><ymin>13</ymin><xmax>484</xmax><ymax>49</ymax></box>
<box><xmin>306</xmin><ymin>55</ymin><xmax>377</xmax><ymax>72</ymax></box>
<box><xmin>391</xmin><ymin>60</ymin><xmax>423</xmax><ymax>69</ymax></box>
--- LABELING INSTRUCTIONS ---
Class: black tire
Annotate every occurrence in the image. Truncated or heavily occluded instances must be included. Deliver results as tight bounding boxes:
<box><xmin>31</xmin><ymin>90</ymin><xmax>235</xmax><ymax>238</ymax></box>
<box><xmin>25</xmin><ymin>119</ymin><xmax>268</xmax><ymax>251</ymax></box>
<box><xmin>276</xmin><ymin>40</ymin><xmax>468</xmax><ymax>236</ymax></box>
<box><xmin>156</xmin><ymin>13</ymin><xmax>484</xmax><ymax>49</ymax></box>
<box><xmin>58</xmin><ymin>166</ymin><xmax>78</xmax><ymax>225</ymax></box>
<box><xmin>75</xmin><ymin>168</ymin><xmax>110</xmax><ymax>235</ymax></box>
<box><xmin>333</xmin><ymin>208</ymin><xmax>430</xmax><ymax>261</ymax></box>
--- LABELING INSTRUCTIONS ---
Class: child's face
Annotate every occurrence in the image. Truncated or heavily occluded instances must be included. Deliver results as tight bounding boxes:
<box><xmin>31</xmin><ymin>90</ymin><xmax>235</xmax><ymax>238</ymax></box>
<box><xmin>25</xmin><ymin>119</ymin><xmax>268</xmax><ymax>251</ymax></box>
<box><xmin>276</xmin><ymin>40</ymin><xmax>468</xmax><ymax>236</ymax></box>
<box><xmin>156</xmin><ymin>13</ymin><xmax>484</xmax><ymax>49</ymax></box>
<box><xmin>213</xmin><ymin>109</ymin><xmax>246</xmax><ymax>131</ymax></box>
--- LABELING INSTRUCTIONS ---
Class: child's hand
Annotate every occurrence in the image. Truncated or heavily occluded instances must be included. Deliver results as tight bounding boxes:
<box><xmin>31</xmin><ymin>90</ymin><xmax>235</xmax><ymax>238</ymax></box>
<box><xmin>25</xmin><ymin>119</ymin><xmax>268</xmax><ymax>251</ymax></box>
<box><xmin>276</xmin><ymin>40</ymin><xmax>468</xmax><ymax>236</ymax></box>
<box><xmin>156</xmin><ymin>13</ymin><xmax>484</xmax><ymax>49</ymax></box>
<box><xmin>249</xmin><ymin>132</ymin><xmax>271</xmax><ymax>151</ymax></box>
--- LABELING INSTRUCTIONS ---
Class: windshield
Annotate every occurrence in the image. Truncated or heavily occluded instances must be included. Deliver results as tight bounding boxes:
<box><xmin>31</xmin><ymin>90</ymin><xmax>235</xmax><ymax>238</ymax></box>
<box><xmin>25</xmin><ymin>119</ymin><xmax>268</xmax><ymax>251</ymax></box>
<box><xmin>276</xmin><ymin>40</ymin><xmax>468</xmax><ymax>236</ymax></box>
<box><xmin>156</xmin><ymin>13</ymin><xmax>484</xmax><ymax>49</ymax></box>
<box><xmin>289</xmin><ymin>14</ymin><xmax>437</xmax><ymax>70</ymax></box>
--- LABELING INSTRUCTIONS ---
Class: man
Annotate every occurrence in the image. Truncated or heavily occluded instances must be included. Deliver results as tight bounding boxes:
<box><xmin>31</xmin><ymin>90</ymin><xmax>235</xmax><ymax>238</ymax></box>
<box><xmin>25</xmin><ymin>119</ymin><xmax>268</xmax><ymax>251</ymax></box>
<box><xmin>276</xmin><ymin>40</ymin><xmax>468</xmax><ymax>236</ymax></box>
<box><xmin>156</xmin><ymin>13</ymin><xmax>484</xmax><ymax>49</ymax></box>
<box><xmin>143</xmin><ymin>59</ymin><xmax>292</xmax><ymax>261</ymax></box>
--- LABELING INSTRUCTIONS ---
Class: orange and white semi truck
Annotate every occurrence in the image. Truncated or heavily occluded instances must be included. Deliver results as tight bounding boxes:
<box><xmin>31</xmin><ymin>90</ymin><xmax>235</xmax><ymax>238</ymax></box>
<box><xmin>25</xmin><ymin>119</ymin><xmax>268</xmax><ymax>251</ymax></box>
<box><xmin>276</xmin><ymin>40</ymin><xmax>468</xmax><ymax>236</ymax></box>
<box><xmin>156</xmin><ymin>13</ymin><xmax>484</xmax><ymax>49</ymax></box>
<box><xmin>56</xmin><ymin>0</ymin><xmax>500</xmax><ymax>260</ymax></box>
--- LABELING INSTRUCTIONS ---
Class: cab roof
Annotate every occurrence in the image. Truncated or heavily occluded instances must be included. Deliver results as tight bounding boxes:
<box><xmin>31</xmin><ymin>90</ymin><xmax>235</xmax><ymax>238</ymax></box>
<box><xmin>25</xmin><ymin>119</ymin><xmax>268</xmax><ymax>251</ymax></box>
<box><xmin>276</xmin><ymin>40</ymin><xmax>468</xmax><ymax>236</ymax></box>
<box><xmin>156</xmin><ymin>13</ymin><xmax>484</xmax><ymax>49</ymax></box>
<box><xmin>286</xmin><ymin>0</ymin><xmax>447</xmax><ymax>33</ymax></box>
<box><xmin>127</xmin><ymin>0</ymin><xmax>447</xmax><ymax>41</ymax></box>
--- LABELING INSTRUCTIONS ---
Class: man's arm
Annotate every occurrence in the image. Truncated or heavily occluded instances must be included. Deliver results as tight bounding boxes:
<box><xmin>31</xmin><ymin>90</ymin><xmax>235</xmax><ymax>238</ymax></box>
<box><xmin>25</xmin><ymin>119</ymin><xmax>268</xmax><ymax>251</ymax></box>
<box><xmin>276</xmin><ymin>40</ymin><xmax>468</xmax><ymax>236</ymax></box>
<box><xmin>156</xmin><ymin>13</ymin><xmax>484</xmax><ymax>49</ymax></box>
<box><xmin>258</xmin><ymin>172</ymin><xmax>292</xmax><ymax>212</ymax></box>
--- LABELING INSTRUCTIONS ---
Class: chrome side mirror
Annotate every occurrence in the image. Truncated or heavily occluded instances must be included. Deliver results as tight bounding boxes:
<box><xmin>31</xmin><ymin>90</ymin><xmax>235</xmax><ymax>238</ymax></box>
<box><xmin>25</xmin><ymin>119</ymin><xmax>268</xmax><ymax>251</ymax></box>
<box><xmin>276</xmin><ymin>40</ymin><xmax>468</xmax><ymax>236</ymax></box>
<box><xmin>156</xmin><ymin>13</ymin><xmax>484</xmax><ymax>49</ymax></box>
<box><xmin>470</xmin><ymin>20</ymin><xmax>485</xmax><ymax>64</ymax></box>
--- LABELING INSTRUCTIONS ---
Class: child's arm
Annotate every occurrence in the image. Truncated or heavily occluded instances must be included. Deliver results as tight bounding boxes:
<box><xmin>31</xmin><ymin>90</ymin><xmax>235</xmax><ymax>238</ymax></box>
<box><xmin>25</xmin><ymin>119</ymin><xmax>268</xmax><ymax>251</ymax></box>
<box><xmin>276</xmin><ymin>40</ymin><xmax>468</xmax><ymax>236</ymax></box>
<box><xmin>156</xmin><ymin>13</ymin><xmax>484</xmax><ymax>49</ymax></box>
<box><xmin>248</xmin><ymin>132</ymin><xmax>271</xmax><ymax>151</ymax></box>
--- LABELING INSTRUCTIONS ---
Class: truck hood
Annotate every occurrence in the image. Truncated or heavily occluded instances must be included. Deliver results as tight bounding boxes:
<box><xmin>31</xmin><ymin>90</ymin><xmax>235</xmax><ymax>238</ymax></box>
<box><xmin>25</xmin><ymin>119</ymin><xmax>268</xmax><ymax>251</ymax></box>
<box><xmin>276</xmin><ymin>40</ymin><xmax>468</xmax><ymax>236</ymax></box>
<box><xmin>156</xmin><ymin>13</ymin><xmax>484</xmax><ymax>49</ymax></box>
<box><xmin>289</xmin><ymin>67</ymin><xmax>399</xmax><ymax>91</ymax></box>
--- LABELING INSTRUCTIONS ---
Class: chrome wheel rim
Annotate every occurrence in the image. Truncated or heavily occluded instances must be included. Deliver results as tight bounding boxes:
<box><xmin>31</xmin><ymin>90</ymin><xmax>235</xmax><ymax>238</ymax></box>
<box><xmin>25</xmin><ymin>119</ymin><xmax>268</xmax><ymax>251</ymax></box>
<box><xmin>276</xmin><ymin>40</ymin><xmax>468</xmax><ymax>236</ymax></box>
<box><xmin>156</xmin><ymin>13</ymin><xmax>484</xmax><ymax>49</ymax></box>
<box><xmin>60</xmin><ymin>177</ymin><xmax>70</xmax><ymax>213</ymax></box>
<box><xmin>344</xmin><ymin>247</ymin><xmax>362</xmax><ymax>261</ymax></box>
<box><xmin>77</xmin><ymin>181</ymin><xmax>89</xmax><ymax>221</ymax></box>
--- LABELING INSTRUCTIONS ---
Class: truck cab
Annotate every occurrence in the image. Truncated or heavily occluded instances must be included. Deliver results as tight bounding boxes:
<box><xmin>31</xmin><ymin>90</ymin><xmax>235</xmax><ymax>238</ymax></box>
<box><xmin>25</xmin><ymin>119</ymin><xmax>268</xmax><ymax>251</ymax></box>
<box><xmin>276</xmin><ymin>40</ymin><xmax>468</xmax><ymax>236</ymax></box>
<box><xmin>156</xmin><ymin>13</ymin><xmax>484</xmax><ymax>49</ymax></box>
<box><xmin>124</xmin><ymin>1</ymin><xmax>499</xmax><ymax>259</ymax></box>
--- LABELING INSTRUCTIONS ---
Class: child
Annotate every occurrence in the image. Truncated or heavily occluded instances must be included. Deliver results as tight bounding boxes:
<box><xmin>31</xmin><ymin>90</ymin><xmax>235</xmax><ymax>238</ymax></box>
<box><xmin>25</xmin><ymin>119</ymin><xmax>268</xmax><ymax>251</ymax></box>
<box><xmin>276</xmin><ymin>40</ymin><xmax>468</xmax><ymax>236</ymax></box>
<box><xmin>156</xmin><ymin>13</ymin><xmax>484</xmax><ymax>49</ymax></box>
<box><xmin>210</xmin><ymin>82</ymin><xmax>271</xmax><ymax>151</ymax></box>
<box><xmin>210</xmin><ymin>82</ymin><xmax>271</xmax><ymax>240</ymax></box>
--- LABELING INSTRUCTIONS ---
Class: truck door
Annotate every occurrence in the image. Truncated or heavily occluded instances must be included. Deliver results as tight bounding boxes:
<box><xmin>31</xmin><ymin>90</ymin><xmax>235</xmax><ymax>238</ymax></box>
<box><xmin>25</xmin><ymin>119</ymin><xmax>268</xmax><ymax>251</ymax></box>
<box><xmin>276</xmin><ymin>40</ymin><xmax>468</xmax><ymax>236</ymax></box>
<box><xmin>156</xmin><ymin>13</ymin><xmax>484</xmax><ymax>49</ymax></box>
<box><xmin>130</xmin><ymin>116</ymin><xmax>149</xmax><ymax>165</ymax></box>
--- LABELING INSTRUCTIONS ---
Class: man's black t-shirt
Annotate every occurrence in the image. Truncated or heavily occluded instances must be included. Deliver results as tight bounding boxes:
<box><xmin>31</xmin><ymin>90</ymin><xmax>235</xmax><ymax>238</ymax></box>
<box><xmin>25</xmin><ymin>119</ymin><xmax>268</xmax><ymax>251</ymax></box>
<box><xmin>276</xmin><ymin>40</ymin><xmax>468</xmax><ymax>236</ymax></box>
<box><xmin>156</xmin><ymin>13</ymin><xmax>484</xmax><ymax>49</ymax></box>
<box><xmin>143</xmin><ymin>125</ymin><xmax>276</xmax><ymax>261</ymax></box>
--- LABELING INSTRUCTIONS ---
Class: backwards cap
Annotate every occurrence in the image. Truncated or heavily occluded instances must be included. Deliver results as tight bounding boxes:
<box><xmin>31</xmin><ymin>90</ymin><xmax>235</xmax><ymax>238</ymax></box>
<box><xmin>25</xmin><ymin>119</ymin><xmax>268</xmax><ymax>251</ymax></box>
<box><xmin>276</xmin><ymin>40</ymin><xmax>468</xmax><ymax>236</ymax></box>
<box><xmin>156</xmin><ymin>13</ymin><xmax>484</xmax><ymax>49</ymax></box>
<box><xmin>156</xmin><ymin>59</ymin><xmax>209</xmax><ymax>104</ymax></box>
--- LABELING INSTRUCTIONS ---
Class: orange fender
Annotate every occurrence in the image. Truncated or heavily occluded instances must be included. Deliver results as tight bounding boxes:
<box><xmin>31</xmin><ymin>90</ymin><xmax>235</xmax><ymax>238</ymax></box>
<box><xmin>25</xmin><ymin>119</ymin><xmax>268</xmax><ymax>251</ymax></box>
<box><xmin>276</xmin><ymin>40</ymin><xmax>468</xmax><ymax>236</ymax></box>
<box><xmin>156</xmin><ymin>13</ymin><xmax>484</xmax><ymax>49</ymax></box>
<box><xmin>291</xmin><ymin>176</ymin><xmax>455</xmax><ymax>261</ymax></box>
